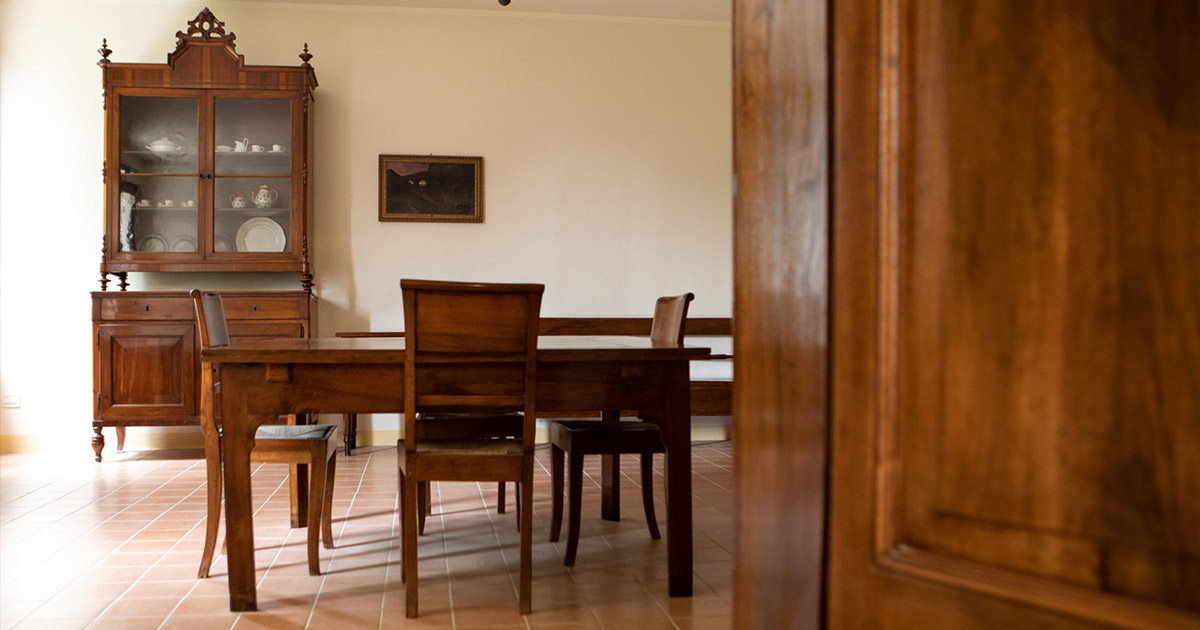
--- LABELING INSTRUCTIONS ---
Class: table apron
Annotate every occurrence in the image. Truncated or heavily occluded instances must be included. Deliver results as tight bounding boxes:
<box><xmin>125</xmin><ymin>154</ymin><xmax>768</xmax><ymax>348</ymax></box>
<box><xmin>222</xmin><ymin>360</ymin><xmax>689</xmax><ymax>416</ymax></box>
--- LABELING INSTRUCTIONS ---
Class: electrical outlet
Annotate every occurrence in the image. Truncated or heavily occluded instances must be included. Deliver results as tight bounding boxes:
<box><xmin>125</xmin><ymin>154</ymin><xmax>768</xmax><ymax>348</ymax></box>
<box><xmin>1</xmin><ymin>394</ymin><xmax>19</xmax><ymax>408</ymax></box>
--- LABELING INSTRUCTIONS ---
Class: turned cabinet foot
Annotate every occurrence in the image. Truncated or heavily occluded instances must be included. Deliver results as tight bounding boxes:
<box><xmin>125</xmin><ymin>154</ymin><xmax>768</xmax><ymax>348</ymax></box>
<box><xmin>92</xmin><ymin>426</ymin><xmax>105</xmax><ymax>462</ymax></box>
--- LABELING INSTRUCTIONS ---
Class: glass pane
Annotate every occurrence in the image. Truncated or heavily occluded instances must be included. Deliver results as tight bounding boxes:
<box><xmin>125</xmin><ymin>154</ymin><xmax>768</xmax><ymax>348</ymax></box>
<box><xmin>118</xmin><ymin>175</ymin><xmax>200</xmax><ymax>253</ymax></box>
<box><xmin>214</xmin><ymin>177</ymin><xmax>291</xmax><ymax>253</ymax></box>
<box><xmin>214</xmin><ymin>98</ymin><xmax>291</xmax><ymax>176</ymax></box>
<box><xmin>119</xmin><ymin>96</ymin><xmax>198</xmax><ymax>175</ymax></box>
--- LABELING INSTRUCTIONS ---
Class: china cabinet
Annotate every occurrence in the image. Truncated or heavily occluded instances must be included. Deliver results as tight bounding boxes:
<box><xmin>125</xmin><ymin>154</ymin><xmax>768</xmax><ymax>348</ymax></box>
<box><xmin>91</xmin><ymin>9</ymin><xmax>317</xmax><ymax>461</ymax></box>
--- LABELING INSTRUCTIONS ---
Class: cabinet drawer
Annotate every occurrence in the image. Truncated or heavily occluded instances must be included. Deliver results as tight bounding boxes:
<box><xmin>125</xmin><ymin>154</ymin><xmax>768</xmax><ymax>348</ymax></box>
<box><xmin>227</xmin><ymin>321</ymin><xmax>306</xmax><ymax>339</ymax></box>
<box><xmin>97</xmin><ymin>296</ymin><xmax>194</xmax><ymax>321</ymax></box>
<box><xmin>222</xmin><ymin>295</ymin><xmax>308</xmax><ymax>321</ymax></box>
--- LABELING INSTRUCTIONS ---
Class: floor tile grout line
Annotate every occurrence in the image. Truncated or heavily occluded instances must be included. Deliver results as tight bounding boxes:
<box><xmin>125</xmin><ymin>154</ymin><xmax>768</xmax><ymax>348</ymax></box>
<box><xmin>305</xmin><ymin>448</ymin><xmax>373</xmax><ymax>630</ymax></box>
<box><xmin>6</xmin><ymin>459</ymin><xmax>209</xmax><ymax>627</ymax></box>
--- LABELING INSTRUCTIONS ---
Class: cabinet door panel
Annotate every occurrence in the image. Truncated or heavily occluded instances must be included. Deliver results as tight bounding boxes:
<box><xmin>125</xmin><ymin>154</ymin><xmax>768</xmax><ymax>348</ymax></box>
<box><xmin>826</xmin><ymin>1</ymin><xmax>1200</xmax><ymax>629</ymax></box>
<box><xmin>97</xmin><ymin>323</ymin><xmax>196</xmax><ymax>420</ymax></box>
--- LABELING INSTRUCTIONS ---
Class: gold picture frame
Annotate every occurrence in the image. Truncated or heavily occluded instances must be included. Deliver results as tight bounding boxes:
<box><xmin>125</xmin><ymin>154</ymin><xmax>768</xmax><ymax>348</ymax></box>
<box><xmin>378</xmin><ymin>154</ymin><xmax>483</xmax><ymax>223</ymax></box>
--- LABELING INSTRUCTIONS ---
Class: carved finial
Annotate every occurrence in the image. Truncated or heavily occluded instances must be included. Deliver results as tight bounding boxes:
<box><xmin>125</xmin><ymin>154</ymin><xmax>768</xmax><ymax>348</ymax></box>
<box><xmin>97</xmin><ymin>38</ymin><xmax>112</xmax><ymax>66</ymax></box>
<box><xmin>299</xmin><ymin>43</ymin><xmax>313</xmax><ymax>68</ymax></box>
<box><xmin>300</xmin><ymin>236</ymin><xmax>314</xmax><ymax>294</ymax></box>
<box><xmin>175</xmin><ymin>7</ymin><xmax>236</xmax><ymax>50</ymax></box>
<box><xmin>99</xmin><ymin>236</ymin><xmax>109</xmax><ymax>291</ymax></box>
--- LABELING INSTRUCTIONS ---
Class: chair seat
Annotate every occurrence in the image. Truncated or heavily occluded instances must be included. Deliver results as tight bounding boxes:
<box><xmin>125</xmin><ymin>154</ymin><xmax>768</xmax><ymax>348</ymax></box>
<box><xmin>552</xmin><ymin>420</ymin><xmax>661</xmax><ymax>434</ymax></box>
<box><xmin>415</xmin><ymin>412</ymin><xmax>523</xmax><ymax>440</ymax></box>
<box><xmin>219</xmin><ymin>424</ymin><xmax>338</xmax><ymax>441</ymax></box>
<box><xmin>549</xmin><ymin>420</ymin><xmax>665</xmax><ymax>454</ymax></box>
<box><xmin>415</xmin><ymin>437</ymin><xmax>523</xmax><ymax>456</ymax></box>
<box><xmin>253</xmin><ymin>422</ymin><xmax>336</xmax><ymax>436</ymax></box>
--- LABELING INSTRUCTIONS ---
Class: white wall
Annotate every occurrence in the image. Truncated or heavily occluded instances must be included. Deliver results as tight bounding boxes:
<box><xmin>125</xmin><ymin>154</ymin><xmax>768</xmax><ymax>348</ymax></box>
<box><xmin>0</xmin><ymin>0</ymin><xmax>732</xmax><ymax>452</ymax></box>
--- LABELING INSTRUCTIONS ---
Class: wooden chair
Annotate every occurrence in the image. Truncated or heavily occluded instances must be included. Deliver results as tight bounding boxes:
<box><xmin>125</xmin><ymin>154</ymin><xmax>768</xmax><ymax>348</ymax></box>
<box><xmin>191</xmin><ymin>289</ymin><xmax>339</xmax><ymax>579</ymax></box>
<box><xmin>397</xmin><ymin>279</ymin><xmax>543</xmax><ymax>617</ymax></box>
<box><xmin>547</xmin><ymin>293</ymin><xmax>693</xmax><ymax>566</ymax></box>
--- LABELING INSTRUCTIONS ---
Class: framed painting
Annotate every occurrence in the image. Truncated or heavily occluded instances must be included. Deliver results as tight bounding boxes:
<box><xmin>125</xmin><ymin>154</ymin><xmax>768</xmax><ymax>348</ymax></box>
<box><xmin>378</xmin><ymin>154</ymin><xmax>483</xmax><ymax>222</ymax></box>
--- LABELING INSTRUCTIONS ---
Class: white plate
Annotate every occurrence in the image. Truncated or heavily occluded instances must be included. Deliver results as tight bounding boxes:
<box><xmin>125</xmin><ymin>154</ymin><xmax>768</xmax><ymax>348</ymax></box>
<box><xmin>171</xmin><ymin>236</ymin><xmax>197</xmax><ymax>253</ymax></box>
<box><xmin>136</xmin><ymin>235</ymin><xmax>167</xmax><ymax>252</ymax></box>
<box><xmin>214</xmin><ymin>235</ymin><xmax>235</xmax><ymax>252</ymax></box>
<box><xmin>235</xmin><ymin>217</ymin><xmax>286</xmax><ymax>252</ymax></box>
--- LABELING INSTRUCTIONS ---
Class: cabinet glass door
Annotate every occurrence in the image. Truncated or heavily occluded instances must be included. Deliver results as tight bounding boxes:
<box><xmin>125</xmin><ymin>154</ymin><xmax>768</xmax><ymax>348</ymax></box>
<box><xmin>117</xmin><ymin>96</ymin><xmax>200</xmax><ymax>253</ymax></box>
<box><xmin>214</xmin><ymin>98</ymin><xmax>292</xmax><ymax>254</ymax></box>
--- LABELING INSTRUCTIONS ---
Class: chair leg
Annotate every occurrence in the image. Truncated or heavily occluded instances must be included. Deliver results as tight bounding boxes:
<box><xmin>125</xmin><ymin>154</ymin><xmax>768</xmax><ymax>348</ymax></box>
<box><xmin>198</xmin><ymin>448</ymin><xmax>222</xmax><ymax>579</ymax></box>
<box><xmin>497</xmin><ymin>481</ymin><xmax>506</xmax><ymax>514</ymax></box>
<box><xmin>403</xmin><ymin>473</ymin><xmax>420</xmax><ymax>618</ymax></box>
<box><xmin>417</xmin><ymin>481</ymin><xmax>428</xmax><ymax>535</ymax></box>
<box><xmin>397</xmin><ymin>461</ymin><xmax>406</xmax><ymax>584</ymax></box>
<box><xmin>322</xmin><ymin>453</ymin><xmax>337</xmax><ymax>549</ymax></box>
<box><xmin>515</xmin><ymin>482</ymin><xmax>521</xmax><ymax>532</ymax></box>
<box><xmin>564</xmin><ymin>449</ymin><xmax>584</xmax><ymax>567</ymax></box>
<box><xmin>519</xmin><ymin>463</ymin><xmax>533</xmax><ymax>615</ymax></box>
<box><xmin>549</xmin><ymin>445</ymin><xmax>564</xmax><ymax>542</ymax></box>
<box><xmin>307</xmin><ymin>450</ymin><xmax>327</xmax><ymax>576</ymax></box>
<box><xmin>641</xmin><ymin>452</ymin><xmax>660</xmax><ymax>540</ymax></box>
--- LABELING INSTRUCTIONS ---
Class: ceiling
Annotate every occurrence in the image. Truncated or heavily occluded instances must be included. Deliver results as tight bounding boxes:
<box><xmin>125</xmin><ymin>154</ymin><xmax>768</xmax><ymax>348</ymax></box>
<box><xmin>247</xmin><ymin>0</ymin><xmax>731</xmax><ymax>23</ymax></box>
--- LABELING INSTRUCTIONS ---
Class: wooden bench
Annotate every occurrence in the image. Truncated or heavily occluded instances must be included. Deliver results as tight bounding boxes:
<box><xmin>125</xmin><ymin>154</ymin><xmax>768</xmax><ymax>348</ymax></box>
<box><xmin>335</xmin><ymin>317</ymin><xmax>732</xmax><ymax>454</ymax></box>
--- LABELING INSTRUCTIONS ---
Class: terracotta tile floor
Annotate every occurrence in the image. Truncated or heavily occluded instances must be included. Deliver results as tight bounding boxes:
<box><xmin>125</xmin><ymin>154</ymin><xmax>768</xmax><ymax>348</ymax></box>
<box><xmin>0</xmin><ymin>442</ymin><xmax>732</xmax><ymax>629</ymax></box>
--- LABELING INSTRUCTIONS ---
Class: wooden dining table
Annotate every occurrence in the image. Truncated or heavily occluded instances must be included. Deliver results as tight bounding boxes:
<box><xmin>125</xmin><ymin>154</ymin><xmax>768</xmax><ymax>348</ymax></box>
<box><xmin>203</xmin><ymin>335</ymin><xmax>709</xmax><ymax>612</ymax></box>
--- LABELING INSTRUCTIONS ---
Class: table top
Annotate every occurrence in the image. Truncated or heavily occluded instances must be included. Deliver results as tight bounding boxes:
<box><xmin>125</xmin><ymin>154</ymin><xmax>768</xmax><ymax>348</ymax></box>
<box><xmin>202</xmin><ymin>335</ymin><xmax>712</xmax><ymax>364</ymax></box>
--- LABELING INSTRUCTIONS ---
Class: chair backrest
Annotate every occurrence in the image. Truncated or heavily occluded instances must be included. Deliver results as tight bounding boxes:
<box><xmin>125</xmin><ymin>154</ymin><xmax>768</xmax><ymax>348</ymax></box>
<box><xmin>191</xmin><ymin>289</ymin><xmax>230</xmax><ymax>349</ymax></box>
<box><xmin>649</xmin><ymin>293</ymin><xmax>695</xmax><ymax>344</ymax></box>
<box><xmin>400</xmin><ymin>279</ymin><xmax>544</xmax><ymax>451</ymax></box>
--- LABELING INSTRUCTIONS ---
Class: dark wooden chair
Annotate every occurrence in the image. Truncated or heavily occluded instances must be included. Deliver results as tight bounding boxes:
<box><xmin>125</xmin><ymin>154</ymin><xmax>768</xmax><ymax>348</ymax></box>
<box><xmin>547</xmin><ymin>293</ymin><xmax>693</xmax><ymax>566</ymax></box>
<box><xmin>397</xmin><ymin>279</ymin><xmax>543</xmax><ymax>617</ymax></box>
<box><xmin>191</xmin><ymin>290</ymin><xmax>338</xmax><ymax>579</ymax></box>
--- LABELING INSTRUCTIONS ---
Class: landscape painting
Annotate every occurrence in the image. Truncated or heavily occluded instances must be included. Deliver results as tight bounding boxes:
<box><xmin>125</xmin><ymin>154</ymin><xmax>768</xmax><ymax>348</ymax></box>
<box><xmin>378</xmin><ymin>155</ymin><xmax>483</xmax><ymax>222</ymax></box>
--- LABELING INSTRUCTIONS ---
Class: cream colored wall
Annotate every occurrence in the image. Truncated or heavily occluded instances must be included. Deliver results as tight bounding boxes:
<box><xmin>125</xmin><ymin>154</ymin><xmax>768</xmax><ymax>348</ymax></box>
<box><xmin>0</xmin><ymin>1</ymin><xmax>732</xmax><ymax>453</ymax></box>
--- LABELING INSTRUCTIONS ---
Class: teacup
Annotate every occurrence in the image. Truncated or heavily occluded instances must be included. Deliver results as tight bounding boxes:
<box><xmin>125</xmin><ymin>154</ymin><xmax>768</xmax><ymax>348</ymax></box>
<box><xmin>161</xmin><ymin>199</ymin><xmax>175</xmax><ymax>207</ymax></box>
<box><xmin>251</xmin><ymin>144</ymin><xmax>266</xmax><ymax>153</ymax></box>
<box><xmin>136</xmin><ymin>199</ymin><xmax>152</xmax><ymax>208</ymax></box>
<box><xmin>230</xmin><ymin>194</ymin><xmax>247</xmax><ymax>209</ymax></box>
<box><xmin>271</xmin><ymin>144</ymin><xmax>286</xmax><ymax>153</ymax></box>
<box><xmin>182</xmin><ymin>200</ymin><xmax>195</xmax><ymax>207</ymax></box>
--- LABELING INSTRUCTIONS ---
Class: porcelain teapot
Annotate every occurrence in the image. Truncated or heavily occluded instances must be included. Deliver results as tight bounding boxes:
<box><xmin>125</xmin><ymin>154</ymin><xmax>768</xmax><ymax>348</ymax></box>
<box><xmin>253</xmin><ymin>185</ymin><xmax>279</xmax><ymax>209</ymax></box>
<box><xmin>230</xmin><ymin>194</ymin><xmax>247</xmax><ymax>209</ymax></box>
<box><xmin>146</xmin><ymin>138</ymin><xmax>180</xmax><ymax>152</ymax></box>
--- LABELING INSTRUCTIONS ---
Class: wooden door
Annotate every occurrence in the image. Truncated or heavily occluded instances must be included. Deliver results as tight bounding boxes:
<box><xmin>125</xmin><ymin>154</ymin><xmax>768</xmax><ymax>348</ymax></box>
<box><xmin>734</xmin><ymin>0</ymin><xmax>1200</xmax><ymax>628</ymax></box>
<box><xmin>96</xmin><ymin>322</ymin><xmax>196</xmax><ymax>421</ymax></box>
<box><xmin>828</xmin><ymin>1</ymin><xmax>1200</xmax><ymax>629</ymax></box>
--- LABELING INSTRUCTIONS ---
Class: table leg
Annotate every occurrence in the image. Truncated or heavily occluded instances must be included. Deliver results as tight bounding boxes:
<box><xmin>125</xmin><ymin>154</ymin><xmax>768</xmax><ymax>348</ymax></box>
<box><xmin>600</xmin><ymin>409</ymin><xmax>621</xmax><ymax>520</ymax></box>
<box><xmin>660</xmin><ymin>361</ymin><xmax>693</xmax><ymax>597</ymax></box>
<box><xmin>343</xmin><ymin>413</ymin><xmax>357</xmax><ymax>456</ymax></box>
<box><xmin>220</xmin><ymin>369</ymin><xmax>270</xmax><ymax>612</ymax></box>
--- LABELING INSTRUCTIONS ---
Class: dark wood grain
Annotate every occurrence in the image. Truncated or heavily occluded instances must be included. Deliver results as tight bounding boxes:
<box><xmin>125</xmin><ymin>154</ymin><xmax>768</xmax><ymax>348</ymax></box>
<box><xmin>828</xmin><ymin>1</ymin><xmax>1200</xmax><ymax>629</ymax></box>
<box><xmin>732</xmin><ymin>0</ymin><xmax>829</xmax><ymax>627</ymax></box>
